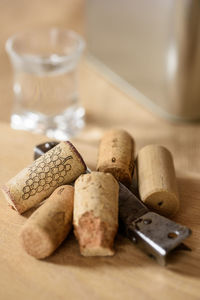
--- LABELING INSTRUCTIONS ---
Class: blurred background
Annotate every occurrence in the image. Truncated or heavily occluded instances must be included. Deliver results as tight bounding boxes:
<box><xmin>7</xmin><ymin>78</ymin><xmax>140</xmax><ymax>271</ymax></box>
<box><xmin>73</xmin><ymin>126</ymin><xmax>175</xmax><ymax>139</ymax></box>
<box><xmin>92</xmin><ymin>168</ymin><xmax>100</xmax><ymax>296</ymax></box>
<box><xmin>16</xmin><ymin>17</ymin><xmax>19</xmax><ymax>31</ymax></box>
<box><xmin>0</xmin><ymin>0</ymin><xmax>84</xmax><ymax>123</ymax></box>
<box><xmin>87</xmin><ymin>0</ymin><xmax>200</xmax><ymax>120</ymax></box>
<box><xmin>1</xmin><ymin>0</ymin><xmax>200</xmax><ymax>173</ymax></box>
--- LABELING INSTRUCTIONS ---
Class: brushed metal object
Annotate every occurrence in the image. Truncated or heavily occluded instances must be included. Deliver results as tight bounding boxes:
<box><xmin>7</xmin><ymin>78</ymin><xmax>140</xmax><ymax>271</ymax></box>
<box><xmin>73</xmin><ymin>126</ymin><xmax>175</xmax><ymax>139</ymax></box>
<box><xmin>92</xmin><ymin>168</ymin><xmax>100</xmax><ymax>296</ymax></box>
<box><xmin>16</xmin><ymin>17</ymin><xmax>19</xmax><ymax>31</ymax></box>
<box><xmin>86</xmin><ymin>0</ymin><xmax>200</xmax><ymax>120</ymax></box>
<box><xmin>119</xmin><ymin>183</ymin><xmax>191</xmax><ymax>265</ymax></box>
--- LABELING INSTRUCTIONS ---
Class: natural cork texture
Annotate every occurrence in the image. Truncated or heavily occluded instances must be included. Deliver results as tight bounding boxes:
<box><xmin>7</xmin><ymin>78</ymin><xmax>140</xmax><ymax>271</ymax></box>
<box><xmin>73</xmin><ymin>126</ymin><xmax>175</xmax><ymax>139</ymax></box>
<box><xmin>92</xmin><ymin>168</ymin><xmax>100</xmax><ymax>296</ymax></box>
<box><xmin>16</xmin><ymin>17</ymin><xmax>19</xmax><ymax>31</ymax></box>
<box><xmin>137</xmin><ymin>144</ymin><xmax>179</xmax><ymax>217</ymax></box>
<box><xmin>74</xmin><ymin>172</ymin><xmax>119</xmax><ymax>256</ymax></box>
<box><xmin>20</xmin><ymin>185</ymin><xmax>74</xmax><ymax>259</ymax></box>
<box><xmin>96</xmin><ymin>129</ymin><xmax>134</xmax><ymax>186</ymax></box>
<box><xmin>2</xmin><ymin>141</ymin><xmax>86</xmax><ymax>214</ymax></box>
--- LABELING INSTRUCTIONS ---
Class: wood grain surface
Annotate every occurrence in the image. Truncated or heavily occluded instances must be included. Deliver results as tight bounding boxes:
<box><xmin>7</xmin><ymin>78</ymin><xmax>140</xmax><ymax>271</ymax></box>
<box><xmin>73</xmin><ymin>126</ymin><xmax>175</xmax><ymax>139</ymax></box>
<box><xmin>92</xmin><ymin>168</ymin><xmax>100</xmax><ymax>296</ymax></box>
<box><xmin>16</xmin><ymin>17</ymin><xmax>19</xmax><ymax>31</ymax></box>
<box><xmin>0</xmin><ymin>1</ymin><xmax>200</xmax><ymax>299</ymax></box>
<box><xmin>0</xmin><ymin>122</ymin><xmax>200</xmax><ymax>300</ymax></box>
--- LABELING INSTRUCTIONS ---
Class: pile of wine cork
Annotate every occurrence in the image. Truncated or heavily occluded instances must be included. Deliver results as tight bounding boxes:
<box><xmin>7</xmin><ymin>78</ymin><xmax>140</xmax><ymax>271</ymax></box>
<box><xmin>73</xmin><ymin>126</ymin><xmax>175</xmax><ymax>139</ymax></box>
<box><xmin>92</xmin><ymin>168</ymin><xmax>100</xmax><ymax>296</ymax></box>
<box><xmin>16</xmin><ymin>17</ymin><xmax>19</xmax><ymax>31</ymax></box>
<box><xmin>1</xmin><ymin>129</ymin><xmax>180</xmax><ymax>259</ymax></box>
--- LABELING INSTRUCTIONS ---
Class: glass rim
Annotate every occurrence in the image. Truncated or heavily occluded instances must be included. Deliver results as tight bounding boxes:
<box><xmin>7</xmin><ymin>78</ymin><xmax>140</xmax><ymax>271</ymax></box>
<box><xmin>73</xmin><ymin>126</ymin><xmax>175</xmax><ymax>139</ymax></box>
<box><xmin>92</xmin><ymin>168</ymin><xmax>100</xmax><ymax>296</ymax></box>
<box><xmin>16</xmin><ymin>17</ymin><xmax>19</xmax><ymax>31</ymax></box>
<box><xmin>5</xmin><ymin>28</ymin><xmax>85</xmax><ymax>65</ymax></box>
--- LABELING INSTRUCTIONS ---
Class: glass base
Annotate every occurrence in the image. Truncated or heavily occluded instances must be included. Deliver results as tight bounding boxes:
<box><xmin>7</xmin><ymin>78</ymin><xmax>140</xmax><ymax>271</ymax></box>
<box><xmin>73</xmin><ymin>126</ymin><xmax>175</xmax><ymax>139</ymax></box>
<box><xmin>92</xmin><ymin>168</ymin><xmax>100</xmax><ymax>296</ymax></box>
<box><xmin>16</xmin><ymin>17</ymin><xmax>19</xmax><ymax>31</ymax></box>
<box><xmin>11</xmin><ymin>106</ymin><xmax>85</xmax><ymax>140</ymax></box>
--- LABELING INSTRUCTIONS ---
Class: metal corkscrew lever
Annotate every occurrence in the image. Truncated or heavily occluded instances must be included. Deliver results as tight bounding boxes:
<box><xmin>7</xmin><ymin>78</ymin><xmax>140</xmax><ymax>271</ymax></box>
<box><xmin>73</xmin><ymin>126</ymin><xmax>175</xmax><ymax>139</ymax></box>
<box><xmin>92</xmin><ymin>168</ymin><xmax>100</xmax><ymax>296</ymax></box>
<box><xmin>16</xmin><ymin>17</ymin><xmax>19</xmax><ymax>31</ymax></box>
<box><xmin>119</xmin><ymin>183</ymin><xmax>191</xmax><ymax>265</ymax></box>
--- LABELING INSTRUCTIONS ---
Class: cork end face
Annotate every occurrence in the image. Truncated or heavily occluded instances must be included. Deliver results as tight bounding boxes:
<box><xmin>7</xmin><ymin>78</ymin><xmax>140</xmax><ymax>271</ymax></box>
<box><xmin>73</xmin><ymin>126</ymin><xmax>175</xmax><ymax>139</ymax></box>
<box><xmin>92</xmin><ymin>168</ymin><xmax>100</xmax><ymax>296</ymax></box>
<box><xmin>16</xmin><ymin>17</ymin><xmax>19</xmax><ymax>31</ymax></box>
<box><xmin>145</xmin><ymin>191</ymin><xmax>180</xmax><ymax>217</ymax></box>
<box><xmin>20</xmin><ymin>226</ymin><xmax>54</xmax><ymax>259</ymax></box>
<box><xmin>74</xmin><ymin>211</ymin><xmax>116</xmax><ymax>257</ymax></box>
<box><xmin>65</xmin><ymin>141</ymin><xmax>87</xmax><ymax>172</ymax></box>
<box><xmin>1</xmin><ymin>185</ymin><xmax>21</xmax><ymax>213</ymax></box>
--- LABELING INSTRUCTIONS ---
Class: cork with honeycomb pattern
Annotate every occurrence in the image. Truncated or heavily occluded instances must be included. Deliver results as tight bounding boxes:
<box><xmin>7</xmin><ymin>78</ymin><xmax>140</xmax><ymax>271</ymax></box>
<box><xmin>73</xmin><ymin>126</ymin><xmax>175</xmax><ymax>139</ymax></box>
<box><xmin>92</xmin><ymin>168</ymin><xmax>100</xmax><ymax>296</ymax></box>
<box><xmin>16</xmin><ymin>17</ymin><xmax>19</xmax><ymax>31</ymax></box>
<box><xmin>2</xmin><ymin>141</ymin><xmax>86</xmax><ymax>214</ymax></box>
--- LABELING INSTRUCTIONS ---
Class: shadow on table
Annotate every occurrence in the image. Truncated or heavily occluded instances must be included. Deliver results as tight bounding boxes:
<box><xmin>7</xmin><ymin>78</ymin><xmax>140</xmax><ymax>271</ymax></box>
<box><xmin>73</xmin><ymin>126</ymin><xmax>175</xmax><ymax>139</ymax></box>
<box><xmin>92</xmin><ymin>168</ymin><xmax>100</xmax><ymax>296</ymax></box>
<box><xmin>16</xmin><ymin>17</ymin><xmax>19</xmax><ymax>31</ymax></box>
<box><xmin>165</xmin><ymin>175</ymin><xmax>200</xmax><ymax>278</ymax></box>
<box><xmin>46</xmin><ymin>232</ymin><xmax>153</xmax><ymax>269</ymax></box>
<box><xmin>32</xmin><ymin>176</ymin><xmax>200</xmax><ymax>277</ymax></box>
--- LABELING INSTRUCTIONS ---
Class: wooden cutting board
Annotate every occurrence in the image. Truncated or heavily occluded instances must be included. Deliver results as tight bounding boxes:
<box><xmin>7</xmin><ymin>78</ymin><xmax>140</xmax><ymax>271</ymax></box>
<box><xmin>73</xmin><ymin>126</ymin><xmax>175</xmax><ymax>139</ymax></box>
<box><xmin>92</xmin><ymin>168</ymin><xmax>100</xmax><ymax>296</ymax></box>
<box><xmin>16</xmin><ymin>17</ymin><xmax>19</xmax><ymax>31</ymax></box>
<box><xmin>0</xmin><ymin>122</ymin><xmax>200</xmax><ymax>300</ymax></box>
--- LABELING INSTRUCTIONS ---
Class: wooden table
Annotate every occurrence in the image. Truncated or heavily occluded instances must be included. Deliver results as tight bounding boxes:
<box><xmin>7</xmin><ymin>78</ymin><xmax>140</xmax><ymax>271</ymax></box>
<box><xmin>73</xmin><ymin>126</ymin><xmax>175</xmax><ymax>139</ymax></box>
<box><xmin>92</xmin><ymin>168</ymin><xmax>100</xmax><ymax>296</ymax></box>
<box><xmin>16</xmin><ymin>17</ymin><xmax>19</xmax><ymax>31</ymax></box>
<box><xmin>0</xmin><ymin>1</ymin><xmax>200</xmax><ymax>299</ymax></box>
<box><xmin>1</xmin><ymin>61</ymin><xmax>200</xmax><ymax>299</ymax></box>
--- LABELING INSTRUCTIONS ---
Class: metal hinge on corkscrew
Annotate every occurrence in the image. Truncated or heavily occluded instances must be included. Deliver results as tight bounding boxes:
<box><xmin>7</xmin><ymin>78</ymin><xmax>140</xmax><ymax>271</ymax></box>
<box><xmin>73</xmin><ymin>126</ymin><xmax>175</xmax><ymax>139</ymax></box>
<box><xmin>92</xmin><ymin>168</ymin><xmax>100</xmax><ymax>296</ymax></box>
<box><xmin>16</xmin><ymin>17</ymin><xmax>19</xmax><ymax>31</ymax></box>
<box><xmin>119</xmin><ymin>183</ymin><xmax>191</xmax><ymax>265</ymax></box>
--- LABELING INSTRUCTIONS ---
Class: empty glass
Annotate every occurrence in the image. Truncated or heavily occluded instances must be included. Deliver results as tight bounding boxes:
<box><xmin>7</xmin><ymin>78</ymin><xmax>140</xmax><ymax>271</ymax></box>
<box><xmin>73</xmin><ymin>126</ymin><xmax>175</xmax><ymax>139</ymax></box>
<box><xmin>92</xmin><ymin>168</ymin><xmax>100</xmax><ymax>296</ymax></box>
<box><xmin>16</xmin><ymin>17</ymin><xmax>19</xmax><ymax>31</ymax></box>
<box><xmin>6</xmin><ymin>28</ymin><xmax>85</xmax><ymax>140</ymax></box>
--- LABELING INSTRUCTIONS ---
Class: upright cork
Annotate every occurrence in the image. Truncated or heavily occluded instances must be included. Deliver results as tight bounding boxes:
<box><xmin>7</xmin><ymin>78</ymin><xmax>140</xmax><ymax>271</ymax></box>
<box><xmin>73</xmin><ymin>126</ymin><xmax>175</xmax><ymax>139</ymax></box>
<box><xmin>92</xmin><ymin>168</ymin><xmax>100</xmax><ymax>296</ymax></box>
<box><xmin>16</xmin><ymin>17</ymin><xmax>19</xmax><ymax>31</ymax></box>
<box><xmin>74</xmin><ymin>172</ymin><xmax>119</xmax><ymax>256</ymax></box>
<box><xmin>96</xmin><ymin>129</ymin><xmax>134</xmax><ymax>186</ymax></box>
<box><xmin>137</xmin><ymin>144</ymin><xmax>179</xmax><ymax>217</ymax></box>
<box><xmin>2</xmin><ymin>141</ymin><xmax>86</xmax><ymax>214</ymax></box>
<box><xmin>20</xmin><ymin>185</ymin><xmax>74</xmax><ymax>259</ymax></box>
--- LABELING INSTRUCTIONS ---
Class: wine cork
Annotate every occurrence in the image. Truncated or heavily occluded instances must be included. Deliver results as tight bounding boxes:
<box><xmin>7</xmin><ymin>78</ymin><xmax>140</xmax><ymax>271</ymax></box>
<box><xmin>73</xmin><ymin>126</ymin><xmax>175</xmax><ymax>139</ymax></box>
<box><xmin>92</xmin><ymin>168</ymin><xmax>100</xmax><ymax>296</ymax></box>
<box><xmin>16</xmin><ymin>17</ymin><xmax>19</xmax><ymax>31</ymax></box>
<box><xmin>96</xmin><ymin>129</ymin><xmax>134</xmax><ymax>186</ymax></box>
<box><xmin>34</xmin><ymin>141</ymin><xmax>59</xmax><ymax>160</ymax></box>
<box><xmin>2</xmin><ymin>141</ymin><xmax>86</xmax><ymax>214</ymax></box>
<box><xmin>20</xmin><ymin>185</ymin><xmax>74</xmax><ymax>259</ymax></box>
<box><xmin>137</xmin><ymin>144</ymin><xmax>179</xmax><ymax>216</ymax></box>
<box><xmin>74</xmin><ymin>172</ymin><xmax>119</xmax><ymax>256</ymax></box>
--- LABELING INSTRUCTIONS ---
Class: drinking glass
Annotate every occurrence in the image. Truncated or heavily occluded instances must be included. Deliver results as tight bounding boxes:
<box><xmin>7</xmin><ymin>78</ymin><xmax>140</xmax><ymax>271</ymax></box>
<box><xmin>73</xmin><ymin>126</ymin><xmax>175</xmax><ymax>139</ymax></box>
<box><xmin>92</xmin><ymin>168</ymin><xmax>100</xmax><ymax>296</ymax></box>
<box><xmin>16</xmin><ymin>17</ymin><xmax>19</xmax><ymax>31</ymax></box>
<box><xmin>6</xmin><ymin>28</ymin><xmax>85</xmax><ymax>140</ymax></box>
